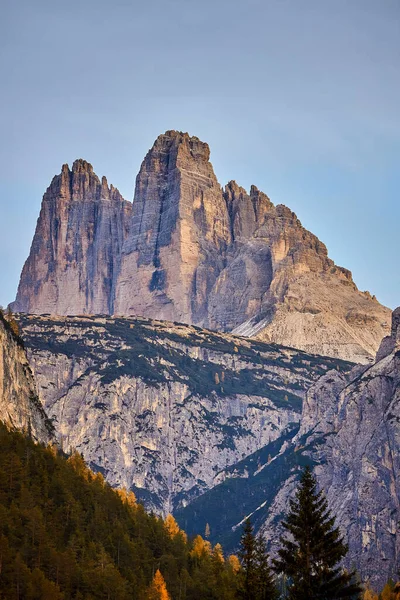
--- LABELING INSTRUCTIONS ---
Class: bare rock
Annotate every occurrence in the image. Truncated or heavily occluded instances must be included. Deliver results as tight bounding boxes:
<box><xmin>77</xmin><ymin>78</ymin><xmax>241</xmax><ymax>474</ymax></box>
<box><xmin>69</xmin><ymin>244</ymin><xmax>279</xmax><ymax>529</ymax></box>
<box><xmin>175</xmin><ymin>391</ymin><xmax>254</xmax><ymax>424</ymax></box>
<box><xmin>13</xmin><ymin>132</ymin><xmax>391</xmax><ymax>362</ymax></box>
<box><xmin>115</xmin><ymin>131</ymin><xmax>231</xmax><ymax>323</ymax></box>
<box><xmin>12</xmin><ymin>160</ymin><xmax>132</xmax><ymax>315</ymax></box>
<box><xmin>0</xmin><ymin>313</ymin><xmax>52</xmax><ymax>442</ymax></box>
<box><xmin>376</xmin><ymin>306</ymin><xmax>400</xmax><ymax>361</ymax></box>
<box><xmin>18</xmin><ymin>313</ymin><xmax>352</xmax><ymax>513</ymax></box>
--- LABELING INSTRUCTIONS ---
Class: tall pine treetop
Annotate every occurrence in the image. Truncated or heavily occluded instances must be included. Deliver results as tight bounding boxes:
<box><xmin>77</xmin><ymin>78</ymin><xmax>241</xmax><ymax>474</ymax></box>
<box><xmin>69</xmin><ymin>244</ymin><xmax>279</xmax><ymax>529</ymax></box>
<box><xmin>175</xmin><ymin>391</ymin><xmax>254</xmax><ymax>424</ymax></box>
<box><xmin>273</xmin><ymin>466</ymin><xmax>361</xmax><ymax>599</ymax></box>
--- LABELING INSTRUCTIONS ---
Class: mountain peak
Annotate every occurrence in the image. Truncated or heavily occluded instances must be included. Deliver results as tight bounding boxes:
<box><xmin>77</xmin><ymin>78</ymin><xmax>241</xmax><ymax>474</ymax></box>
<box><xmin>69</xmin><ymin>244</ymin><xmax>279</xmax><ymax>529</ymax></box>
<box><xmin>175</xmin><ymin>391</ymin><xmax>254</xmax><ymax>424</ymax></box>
<box><xmin>14</xmin><ymin>131</ymin><xmax>390</xmax><ymax>361</ymax></box>
<box><xmin>12</xmin><ymin>160</ymin><xmax>132</xmax><ymax>315</ymax></box>
<box><xmin>149</xmin><ymin>130</ymin><xmax>211</xmax><ymax>164</ymax></box>
<box><xmin>72</xmin><ymin>158</ymin><xmax>94</xmax><ymax>174</ymax></box>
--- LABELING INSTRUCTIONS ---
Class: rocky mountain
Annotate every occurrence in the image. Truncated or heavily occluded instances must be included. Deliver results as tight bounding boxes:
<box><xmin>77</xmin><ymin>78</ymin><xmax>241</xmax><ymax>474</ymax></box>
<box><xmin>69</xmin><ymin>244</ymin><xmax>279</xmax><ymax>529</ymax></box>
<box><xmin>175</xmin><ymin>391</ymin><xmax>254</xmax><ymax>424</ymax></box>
<box><xmin>14</xmin><ymin>306</ymin><xmax>400</xmax><ymax>587</ymax></box>
<box><xmin>0</xmin><ymin>312</ymin><xmax>52</xmax><ymax>442</ymax></box>
<box><xmin>176</xmin><ymin>307</ymin><xmax>400</xmax><ymax>589</ymax></box>
<box><xmin>115</xmin><ymin>132</ymin><xmax>232</xmax><ymax>326</ymax></box>
<box><xmin>17</xmin><ymin>314</ymin><xmax>352</xmax><ymax>513</ymax></box>
<box><xmin>13</xmin><ymin>159</ymin><xmax>132</xmax><ymax>315</ymax></box>
<box><xmin>295</xmin><ymin>306</ymin><xmax>400</xmax><ymax>588</ymax></box>
<box><xmin>13</xmin><ymin>131</ymin><xmax>390</xmax><ymax>362</ymax></box>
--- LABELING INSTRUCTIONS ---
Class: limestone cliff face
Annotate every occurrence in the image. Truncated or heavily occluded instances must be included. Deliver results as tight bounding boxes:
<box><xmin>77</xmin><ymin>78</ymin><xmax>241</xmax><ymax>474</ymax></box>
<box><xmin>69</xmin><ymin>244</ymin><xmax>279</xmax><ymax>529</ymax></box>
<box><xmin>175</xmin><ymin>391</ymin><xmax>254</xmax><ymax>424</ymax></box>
<box><xmin>114</xmin><ymin>132</ymin><xmax>390</xmax><ymax>362</ymax></box>
<box><xmin>13</xmin><ymin>160</ymin><xmax>132</xmax><ymax>315</ymax></box>
<box><xmin>17</xmin><ymin>314</ymin><xmax>352</xmax><ymax>513</ymax></box>
<box><xmin>0</xmin><ymin>313</ymin><xmax>52</xmax><ymax>442</ymax></box>
<box><xmin>220</xmin><ymin>184</ymin><xmax>389</xmax><ymax>363</ymax></box>
<box><xmin>259</xmin><ymin>307</ymin><xmax>400</xmax><ymax>588</ymax></box>
<box><xmin>14</xmin><ymin>132</ymin><xmax>390</xmax><ymax>362</ymax></box>
<box><xmin>115</xmin><ymin>131</ymin><xmax>231</xmax><ymax>323</ymax></box>
<box><xmin>173</xmin><ymin>309</ymin><xmax>400</xmax><ymax>587</ymax></box>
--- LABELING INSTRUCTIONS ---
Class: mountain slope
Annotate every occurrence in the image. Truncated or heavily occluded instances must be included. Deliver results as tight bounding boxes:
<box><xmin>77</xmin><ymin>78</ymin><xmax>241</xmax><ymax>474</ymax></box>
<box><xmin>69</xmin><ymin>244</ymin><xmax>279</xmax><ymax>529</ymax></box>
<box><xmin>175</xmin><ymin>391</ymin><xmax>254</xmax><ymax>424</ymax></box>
<box><xmin>17</xmin><ymin>314</ymin><xmax>353</xmax><ymax>513</ymax></box>
<box><xmin>176</xmin><ymin>307</ymin><xmax>400</xmax><ymax>588</ymax></box>
<box><xmin>13</xmin><ymin>131</ymin><xmax>390</xmax><ymax>362</ymax></box>
<box><xmin>0</xmin><ymin>423</ymin><xmax>239</xmax><ymax>600</ymax></box>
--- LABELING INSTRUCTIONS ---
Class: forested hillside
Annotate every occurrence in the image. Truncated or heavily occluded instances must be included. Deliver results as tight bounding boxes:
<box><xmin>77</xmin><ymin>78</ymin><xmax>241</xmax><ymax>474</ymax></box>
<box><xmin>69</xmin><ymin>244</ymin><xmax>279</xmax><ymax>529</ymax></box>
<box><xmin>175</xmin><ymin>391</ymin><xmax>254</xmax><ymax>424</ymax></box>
<box><xmin>0</xmin><ymin>423</ymin><xmax>240</xmax><ymax>599</ymax></box>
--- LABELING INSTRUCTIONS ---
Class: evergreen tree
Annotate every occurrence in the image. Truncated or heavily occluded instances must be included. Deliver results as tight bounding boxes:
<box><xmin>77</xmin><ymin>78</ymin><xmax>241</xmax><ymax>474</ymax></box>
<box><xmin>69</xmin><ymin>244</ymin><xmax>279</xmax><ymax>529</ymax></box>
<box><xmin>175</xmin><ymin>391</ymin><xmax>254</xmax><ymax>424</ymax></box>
<box><xmin>238</xmin><ymin>519</ymin><xmax>258</xmax><ymax>599</ymax></box>
<box><xmin>255</xmin><ymin>534</ymin><xmax>279</xmax><ymax>600</ymax></box>
<box><xmin>273</xmin><ymin>466</ymin><xmax>361</xmax><ymax>599</ymax></box>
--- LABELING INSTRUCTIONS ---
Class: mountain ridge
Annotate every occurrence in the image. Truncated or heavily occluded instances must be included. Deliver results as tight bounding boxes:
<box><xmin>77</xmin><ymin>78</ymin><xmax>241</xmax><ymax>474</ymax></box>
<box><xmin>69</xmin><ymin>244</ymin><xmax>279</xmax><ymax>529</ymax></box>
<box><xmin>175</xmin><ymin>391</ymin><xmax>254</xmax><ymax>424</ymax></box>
<box><xmin>12</xmin><ymin>130</ymin><xmax>391</xmax><ymax>362</ymax></box>
<box><xmin>17</xmin><ymin>313</ymin><xmax>354</xmax><ymax>514</ymax></box>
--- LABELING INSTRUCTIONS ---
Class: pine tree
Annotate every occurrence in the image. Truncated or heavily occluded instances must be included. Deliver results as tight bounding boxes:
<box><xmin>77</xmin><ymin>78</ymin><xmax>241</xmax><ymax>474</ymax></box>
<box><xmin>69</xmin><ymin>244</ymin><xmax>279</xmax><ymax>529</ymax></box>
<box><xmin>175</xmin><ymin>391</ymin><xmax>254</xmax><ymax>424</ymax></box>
<box><xmin>238</xmin><ymin>519</ymin><xmax>258</xmax><ymax>599</ymax></box>
<box><xmin>273</xmin><ymin>466</ymin><xmax>361</xmax><ymax>599</ymax></box>
<box><xmin>255</xmin><ymin>534</ymin><xmax>279</xmax><ymax>600</ymax></box>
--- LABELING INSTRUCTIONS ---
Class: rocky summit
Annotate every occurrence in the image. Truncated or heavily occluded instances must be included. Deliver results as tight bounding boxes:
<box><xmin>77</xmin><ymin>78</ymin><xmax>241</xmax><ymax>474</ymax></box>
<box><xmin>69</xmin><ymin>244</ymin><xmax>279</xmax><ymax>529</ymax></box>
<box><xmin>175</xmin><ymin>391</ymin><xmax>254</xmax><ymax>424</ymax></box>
<box><xmin>13</xmin><ymin>131</ymin><xmax>390</xmax><ymax>362</ymax></box>
<box><xmin>13</xmin><ymin>159</ymin><xmax>132</xmax><ymax>316</ymax></box>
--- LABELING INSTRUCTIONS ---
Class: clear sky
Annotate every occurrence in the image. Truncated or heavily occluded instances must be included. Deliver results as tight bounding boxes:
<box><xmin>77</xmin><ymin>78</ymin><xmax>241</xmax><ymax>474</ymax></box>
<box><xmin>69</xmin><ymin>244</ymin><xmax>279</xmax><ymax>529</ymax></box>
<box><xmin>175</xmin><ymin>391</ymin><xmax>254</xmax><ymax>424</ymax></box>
<box><xmin>1</xmin><ymin>0</ymin><xmax>399</xmax><ymax>309</ymax></box>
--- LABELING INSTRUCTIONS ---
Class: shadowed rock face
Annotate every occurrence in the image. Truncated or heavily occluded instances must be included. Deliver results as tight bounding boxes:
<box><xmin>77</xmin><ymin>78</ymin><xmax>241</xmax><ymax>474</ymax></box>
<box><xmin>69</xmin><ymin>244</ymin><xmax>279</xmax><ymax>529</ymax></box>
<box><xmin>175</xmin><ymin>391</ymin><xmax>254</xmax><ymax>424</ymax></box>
<box><xmin>13</xmin><ymin>160</ymin><xmax>132</xmax><ymax>315</ymax></box>
<box><xmin>258</xmin><ymin>307</ymin><xmax>400</xmax><ymax>589</ymax></box>
<box><xmin>13</xmin><ymin>131</ymin><xmax>390</xmax><ymax>362</ymax></box>
<box><xmin>0</xmin><ymin>314</ymin><xmax>52</xmax><ymax>443</ymax></box>
<box><xmin>171</xmin><ymin>309</ymin><xmax>400</xmax><ymax>588</ymax></box>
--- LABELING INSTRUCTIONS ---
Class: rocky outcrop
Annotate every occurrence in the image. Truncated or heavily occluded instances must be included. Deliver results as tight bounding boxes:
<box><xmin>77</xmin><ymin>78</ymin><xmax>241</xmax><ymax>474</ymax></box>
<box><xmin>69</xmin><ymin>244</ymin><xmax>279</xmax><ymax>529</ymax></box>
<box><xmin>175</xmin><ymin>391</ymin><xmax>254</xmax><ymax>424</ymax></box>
<box><xmin>0</xmin><ymin>313</ymin><xmax>52</xmax><ymax>442</ymax></box>
<box><xmin>13</xmin><ymin>160</ymin><xmax>132</xmax><ymax>315</ymax></box>
<box><xmin>116</xmin><ymin>132</ymin><xmax>390</xmax><ymax>363</ymax></box>
<box><xmin>376</xmin><ymin>306</ymin><xmax>400</xmax><ymax>361</ymax></box>
<box><xmin>300</xmin><ymin>307</ymin><xmax>400</xmax><ymax>588</ymax></box>
<box><xmin>115</xmin><ymin>131</ymin><xmax>231</xmax><ymax>324</ymax></box>
<box><xmin>13</xmin><ymin>132</ymin><xmax>390</xmax><ymax>362</ymax></box>
<box><xmin>17</xmin><ymin>314</ymin><xmax>353</xmax><ymax>513</ymax></box>
<box><xmin>175</xmin><ymin>308</ymin><xmax>400</xmax><ymax>587</ymax></box>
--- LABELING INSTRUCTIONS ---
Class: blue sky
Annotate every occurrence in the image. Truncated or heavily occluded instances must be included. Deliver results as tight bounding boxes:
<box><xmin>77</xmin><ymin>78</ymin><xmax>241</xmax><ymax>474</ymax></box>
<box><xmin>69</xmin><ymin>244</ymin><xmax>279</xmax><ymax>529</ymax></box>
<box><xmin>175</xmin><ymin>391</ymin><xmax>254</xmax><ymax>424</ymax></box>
<box><xmin>1</xmin><ymin>0</ymin><xmax>399</xmax><ymax>308</ymax></box>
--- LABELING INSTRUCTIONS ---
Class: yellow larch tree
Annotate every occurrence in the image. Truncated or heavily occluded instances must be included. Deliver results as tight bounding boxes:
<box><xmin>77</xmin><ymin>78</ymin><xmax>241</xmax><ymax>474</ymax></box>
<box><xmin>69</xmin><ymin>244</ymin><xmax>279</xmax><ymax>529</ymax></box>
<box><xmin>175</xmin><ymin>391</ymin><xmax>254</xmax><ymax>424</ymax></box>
<box><xmin>164</xmin><ymin>514</ymin><xmax>180</xmax><ymax>537</ymax></box>
<box><xmin>363</xmin><ymin>587</ymin><xmax>378</xmax><ymax>600</ymax></box>
<box><xmin>228</xmin><ymin>554</ymin><xmax>241</xmax><ymax>574</ymax></box>
<box><xmin>146</xmin><ymin>569</ymin><xmax>170</xmax><ymax>600</ymax></box>
<box><xmin>116</xmin><ymin>487</ymin><xmax>137</xmax><ymax>508</ymax></box>
<box><xmin>190</xmin><ymin>535</ymin><xmax>212</xmax><ymax>559</ymax></box>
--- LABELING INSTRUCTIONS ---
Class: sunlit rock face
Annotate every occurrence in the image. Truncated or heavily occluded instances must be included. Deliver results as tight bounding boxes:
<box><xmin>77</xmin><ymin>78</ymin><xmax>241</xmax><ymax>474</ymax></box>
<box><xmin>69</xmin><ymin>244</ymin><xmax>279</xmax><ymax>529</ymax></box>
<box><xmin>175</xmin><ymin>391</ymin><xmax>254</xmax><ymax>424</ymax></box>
<box><xmin>12</xmin><ymin>159</ymin><xmax>132</xmax><ymax>316</ymax></box>
<box><xmin>17</xmin><ymin>314</ymin><xmax>352</xmax><ymax>513</ymax></box>
<box><xmin>13</xmin><ymin>131</ymin><xmax>390</xmax><ymax>361</ymax></box>
<box><xmin>0</xmin><ymin>314</ymin><xmax>52</xmax><ymax>443</ymax></box>
<box><xmin>115</xmin><ymin>131</ymin><xmax>232</xmax><ymax>324</ymax></box>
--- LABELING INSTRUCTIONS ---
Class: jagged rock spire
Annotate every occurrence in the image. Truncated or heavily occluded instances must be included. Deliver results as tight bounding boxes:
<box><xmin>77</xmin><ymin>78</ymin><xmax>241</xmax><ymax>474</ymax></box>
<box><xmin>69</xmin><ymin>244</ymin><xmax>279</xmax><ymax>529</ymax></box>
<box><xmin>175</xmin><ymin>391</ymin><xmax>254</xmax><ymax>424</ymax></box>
<box><xmin>114</xmin><ymin>130</ymin><xmax>231</xmax><ymax>323</ymax></box>
<box><xmin>12</xmin><ymin>161</ymin><xmax>132</xmax><ymax>315</ymax></box>
<box><xmin>13</xmin><ymin>131</ymin><xmax>391</xmax><ymax>362</ymax></box>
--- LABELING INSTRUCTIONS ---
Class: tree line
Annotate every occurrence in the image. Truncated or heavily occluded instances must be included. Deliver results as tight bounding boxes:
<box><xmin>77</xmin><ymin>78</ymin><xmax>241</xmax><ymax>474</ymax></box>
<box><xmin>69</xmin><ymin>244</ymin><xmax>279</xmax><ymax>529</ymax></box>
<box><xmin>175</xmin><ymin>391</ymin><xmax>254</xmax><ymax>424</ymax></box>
<box><xmin>0</xmin><ymin>422</ymin><xmax>396</xmax><ymax>599</ymax></box>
